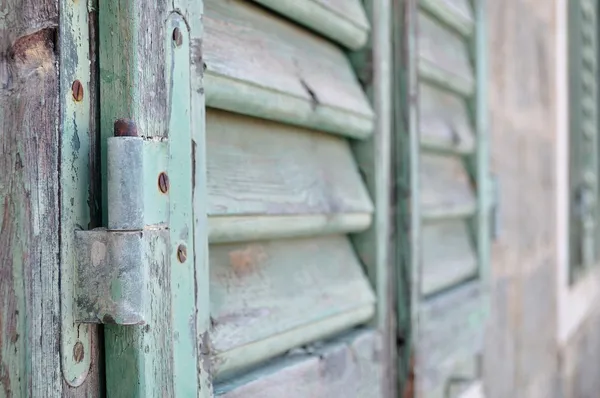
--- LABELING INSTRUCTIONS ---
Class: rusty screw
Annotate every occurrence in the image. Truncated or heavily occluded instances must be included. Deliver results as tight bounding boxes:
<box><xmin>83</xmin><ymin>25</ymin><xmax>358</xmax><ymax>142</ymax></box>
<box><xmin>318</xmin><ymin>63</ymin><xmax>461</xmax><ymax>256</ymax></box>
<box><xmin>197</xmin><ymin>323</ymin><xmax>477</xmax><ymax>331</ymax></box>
<box><xmin>172</xmin><ymin>27</ymin><xmax>183</xmax><ymax>47</ymax></box>
<box><xmin>177</xmin><ymin>244</ymin><xmax>187</xmax><ymax>263</ymax></box>
<box><xmin>114</xmin><ymin>119</ymin><xmax>139</xmax><ymax>137</ymax></box>
<box><xmin>72</xmin><ymin>80</ymin><xmax>84</xmax><ymax>102</ymax></box>
<box><xmin>73</xmin><ymin>341</ymin><xmax>84</xmax><ymax>363</ymax></box>
<box><xmin>158</xmin><ymin>172</ymin><xmax>169</xmax><ymax>194</ymax></box>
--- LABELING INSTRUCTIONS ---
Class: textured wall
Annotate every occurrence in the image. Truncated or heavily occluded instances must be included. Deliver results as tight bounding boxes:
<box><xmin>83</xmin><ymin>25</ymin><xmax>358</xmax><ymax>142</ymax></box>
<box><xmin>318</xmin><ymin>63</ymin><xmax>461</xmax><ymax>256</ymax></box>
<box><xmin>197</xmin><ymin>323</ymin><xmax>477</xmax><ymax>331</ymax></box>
<box><xmin>485</xmin><ymin>1</ymin><xmax>600</xmax><ymax>397</ymax></box>
<box><xmin>484</xmin><ymin>0</ymin><xmax>561</xmax><ymax>397</ymax></box>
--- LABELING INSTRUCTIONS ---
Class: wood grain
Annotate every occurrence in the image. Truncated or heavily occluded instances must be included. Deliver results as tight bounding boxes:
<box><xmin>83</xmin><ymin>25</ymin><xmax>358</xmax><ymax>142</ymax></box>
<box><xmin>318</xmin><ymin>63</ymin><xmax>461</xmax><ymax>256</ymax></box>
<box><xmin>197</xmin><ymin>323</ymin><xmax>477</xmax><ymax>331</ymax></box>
<box><xmin>420</xmin><ymin>82</ymin><xmax>475</xmax><ymax>155</ymax></box>
<box><xmin>209</xmin><ymin>235</ymin><xmax>376</xmax><ymax>379</ymax></box>
<box><xmin>421</xmin><ymin>153</ymin><xmax>476</xmax><ymax>220</ymax></box>
<box><xmin>215</xmin><ymin>329</ymin><xmax>383</xmax><ymax>397</ymax></box>
<box><xmin>0</xmin><ymin>2</ymin><xmax>101</xmax><ymax>396</ymax></box>
<box><xmin>249</xmin><ymin>0</ymin><xmax>370</xmax><ymax>49</ymax></box>
<box><xmin>418</xmin><ymin>10</ymin><xmax>475</xmax><ymax>96</ymax></box>
<box><xmin>206</xmin><ymin>109</ymin><xmax>374</xmax><ymax>218</ymax></box>
<box><xmin>421</xmin><ymin>220</ymin><xmax>478</xmax><ymax>296</ymax></box>
<box><xmin>204</xmin><ymin>0</ymin><xmax>374</xmax><ymax>139</ymax></box>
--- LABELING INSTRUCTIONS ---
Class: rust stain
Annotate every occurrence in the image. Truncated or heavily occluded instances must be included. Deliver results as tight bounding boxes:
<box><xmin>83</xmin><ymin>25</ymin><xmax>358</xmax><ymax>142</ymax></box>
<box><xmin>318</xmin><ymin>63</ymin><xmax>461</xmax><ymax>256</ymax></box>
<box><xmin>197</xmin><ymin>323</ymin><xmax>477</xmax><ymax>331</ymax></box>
<box><xmin>228</xmin><ymin>244</ymin><xmax>267</xmax><ymax>278</ymax></box>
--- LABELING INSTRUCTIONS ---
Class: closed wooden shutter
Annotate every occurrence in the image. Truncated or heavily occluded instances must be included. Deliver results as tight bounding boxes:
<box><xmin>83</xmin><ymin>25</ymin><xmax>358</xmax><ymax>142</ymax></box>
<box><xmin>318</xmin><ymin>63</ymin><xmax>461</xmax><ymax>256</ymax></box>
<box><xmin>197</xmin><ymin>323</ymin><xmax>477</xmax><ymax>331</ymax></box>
<box><xmin>204</xmin><ymin>0</ymin><xmax>390</xmax><ymax>395</ymax></box>
<box><xmin>403</xmin><ymin>0</ymin><xmax>490</xmax><ymax>396</ymax></box>
<box><xmin>569</xmin><ymin>0</ymin><xmax>599</xmax><ymax>281</ymax></box>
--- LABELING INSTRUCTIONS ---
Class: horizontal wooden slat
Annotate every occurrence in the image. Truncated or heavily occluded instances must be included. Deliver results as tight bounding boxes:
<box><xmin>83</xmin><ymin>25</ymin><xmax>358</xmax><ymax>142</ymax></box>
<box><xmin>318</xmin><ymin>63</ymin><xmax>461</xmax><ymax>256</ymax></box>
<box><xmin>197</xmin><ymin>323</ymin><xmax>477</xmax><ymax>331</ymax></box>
<box><xmin>418</xmin><ymin>11</ymin><xmax>475</xmax><ymax>96</ymax></box>
<box><xmin>420</xmin><ymin>0</ymin><xmax>474</xmax><ymax>37</ymax></box>
<box><xmin>204</xmin><ymin>0</ymin><xmax>374</xmax><ymax>139</ymax></box>
<box><xmin>417</xmin><ymin>281</ymin><xmax>486</xmax><ymax>395</ymax></box>
<box><xmin>215</xmin><ymin>330</ymin><xmax>382</xmax><ymax>397</ymax></box>
<box><xmin>421</xmin><ymin>153</ymin><xmax>476</xmax><ymax>220</ymax></box>
<box><xmin>210</xmin><ymin>236</ymin><xmax>376</xmax><ymax>379</ymax></box>
<box><xmin>420</xmin><ymin>82</ymin><xmax>475</xmax><ymax>154</ymax></box>
<box><xmin>250</xmin><ymin>0</ymin><xmax>370</xmax><ymax>50</ymax></box>
<box><xmin>206</xmin><ymin>110</ymin><xmax>373</xmax><ymax>240</ymax></box>
<box><xmin>421</xmin><ymin>219</ymin><xmax>477</xmax><ymax>296</ymax></box>
<box><xmin>208</xmin><ymin>214</ymin><xmax>371</xmax><ymax>243</ymax></box>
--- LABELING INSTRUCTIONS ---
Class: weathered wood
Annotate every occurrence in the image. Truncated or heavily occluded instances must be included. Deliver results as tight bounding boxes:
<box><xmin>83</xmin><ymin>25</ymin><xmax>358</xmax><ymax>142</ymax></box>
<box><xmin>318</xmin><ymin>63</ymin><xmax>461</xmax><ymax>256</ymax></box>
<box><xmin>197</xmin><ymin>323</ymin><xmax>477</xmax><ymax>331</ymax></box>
<box><xmin>420</xmin><ymin>0</ymin><xmax>474</xmax><ymax>36</ymax></box>
<box><xmin>418</xmin><ymin>10</ymin><xmax>475</xmax><ymax>96</ymax></box>
<box><xmin>421</xmin><ymin>153</ymin><xmax>477</xmax><ymax>220</ymax></box>
<box><xmin>349</xmin><ymin>0</ymin><xmax>394</xmax><ymax>394</ymax></box>
<box><xmin>0</xmin><ymin>1</ymin><xmax>101</xmax><ymax>396</ymax></box>
<box><xmin>421</xmin><ymin>220</ymin><xmax>478</xmax><ymax>296</ymax></box>
<box><xmin>209</xmin><ymin>235</ymin><xmax>376</xmax><ymax>379</ymax></box>
<box><xmin>99</xmin><ymin>3</ymin><xmax>203</xmax><ymax>397</ymax></box>
<box><xmin>204</xmin><ymin>0</ymin><xmax>374</xmax><ymax>139</ymax></box>
<box><xmin>420</xmin><ymin>82</ymin><xmax>475</xmax><ymax>155</ymax></box>
<box><xmin>215</xmin><ymin>329</ymin><xmax>383</xmax><ymax>397</ymax></box>
<box><xmin>417</xmin><ymin>281</ymin><xmax>485</xmax><ymax>397</ymax></box>
<box><xmin>250</xmin><ymin>0</ymin><xmax>370</xmax><ymax>50</ymax></box>
<box><xmin>391</xmin><ymin>0</ymin><xmax>419</xmax><ymax>395</ymax></box>
<box><xmin>206</xmin><ymin>110</ymin><xmax>373</xmax><ymax>219</ymax></box>
<box><xmin>209</xmin><ymin>214</ymin><xmax>372</xmax><ymax>243</ymax></box>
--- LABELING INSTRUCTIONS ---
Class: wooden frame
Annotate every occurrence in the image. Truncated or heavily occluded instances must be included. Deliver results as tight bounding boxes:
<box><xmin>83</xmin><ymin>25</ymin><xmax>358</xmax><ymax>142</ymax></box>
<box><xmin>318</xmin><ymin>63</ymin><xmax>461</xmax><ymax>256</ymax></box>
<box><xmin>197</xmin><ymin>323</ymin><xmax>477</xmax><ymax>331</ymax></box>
<box><xmin>556</xmin><ymin>0</ymin><xmax>600</xmax><ymax>345</ymax></box>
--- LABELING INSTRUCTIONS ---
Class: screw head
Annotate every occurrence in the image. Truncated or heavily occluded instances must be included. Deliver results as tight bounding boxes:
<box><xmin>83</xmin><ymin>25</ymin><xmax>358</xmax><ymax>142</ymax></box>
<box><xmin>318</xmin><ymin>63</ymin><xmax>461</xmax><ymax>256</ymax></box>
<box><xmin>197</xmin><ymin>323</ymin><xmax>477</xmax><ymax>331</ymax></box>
<box><xmin>73</xmin><ymin>341</ymin><xmax>84</xmax><ymax>363</ymax></box>
<box><xmin>158</xmin><ymin>172</ymin><xmax>169</xmax><ymax>194</ymax></box>
<box><xmin>172</xmin><ymin>27</ymin><xmax>183</xmax><ymax>47</ymax></box>
<box><xmin>72</xmin><ymin>80</ymin><xmax>84</xmax><ymax>102</ymax></box>
<box><xmin>177</xmin><ymin>244</ymin><xmax>187</xmax><ymax>263</ymax></box>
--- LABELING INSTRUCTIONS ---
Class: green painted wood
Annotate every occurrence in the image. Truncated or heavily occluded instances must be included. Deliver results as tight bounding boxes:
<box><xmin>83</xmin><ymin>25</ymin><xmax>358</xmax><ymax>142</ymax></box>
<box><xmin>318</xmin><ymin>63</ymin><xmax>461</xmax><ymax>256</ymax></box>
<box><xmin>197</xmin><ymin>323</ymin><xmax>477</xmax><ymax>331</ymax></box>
<box><xmin>421</xmin><ymin>220</ymin><xmax>477</xmax><ymax>296</ymax></box>
<box><xmin>417</xmin><ymin>281</ymin><xmax>485</xmax><ymax>396</ymax></box>
<box><xmin>99</xmin><ymin>3</ymin><xmax>204</xmax><ymax>397</ymax></box>
<box><xmin>420</xmin><ymin>0</ymin><xmax>474</xmax><ymax>37</ymax></box>
<box><xmin>418</xmin><ymin>10</ymin><xmax>475</xmax><ymax>97</ymax></box>
<box><xmin>1</xmin><ymin>7</ymin><xmax>60</xmax><ymax>398</ymax></box>
<box><xmin>204</xmin><ymin>0</ymin><xmax>374</xmax><ymax>139</ymax></box>
<box><xmin>215</xmin><ymin>329</ymin><xmax>383</xmax><ymax>397</ymax></box>
<box><xmin>165</xmin><ymin>14</ymin><xmax>200</xmax><ymax>396</ymax></box>
<box><xmin>59</xmin><ymin>0</ymin><xmax>95</xmax><ymax>387</ymax></box>
<box><xmin>391</xmin><ymin>0</ymin><xmax>419</xmax><ymax>395</ymax></box>
<box><xmin>250</xmin><ymin>0</ymin><xmax>370</xmax><ymax>50</ymax></box>
<box><xmin>209</xmin><ymin>235</ymin><xmax>376</xmax><ymax>379</ymax></box>
<box><xmin>569</xmin><ymin>0</ymin><xmax>599</xmax><ymax>279</ymax></box>
<box><xmin>472</xmin><ymin>0</ymin><xmax>491</xmax><ymax>299</ymax></box>
<box><xmin>206</xmin><ymin>109</ymin><xmax>373</xmax><ymax>219</ymax></box>
<box><xmin>169</xmin><ymin>0</ymin><xmax>212</xmax><ymax>393</ymax></box>
<box><xmin>348</xmin><ymin>0</ymin><xmax>394</xmax><ymax>394</ymax></box>
<box><xmin>420</xmin><ymin>82</ymin><xmax>475</xmax><ymax>155</ymax></box>
<box><xmin>411</xmin><ymin>0</ymin><xmax>489</xmax><ymax>395</ymax></box>
<box><xmin>420</xmin><ymin>153</ymin><xmax>477</xmax><ymax>220</ymax></box>
<box><xmin>208</xmin><ymin>214</ymin><xmax>372</xmax><ymax>243</ymax></box>
<box><xmin>1</xmin><ymin>0</ymin><xmax>102</xmax><ymax>396</ymax></box>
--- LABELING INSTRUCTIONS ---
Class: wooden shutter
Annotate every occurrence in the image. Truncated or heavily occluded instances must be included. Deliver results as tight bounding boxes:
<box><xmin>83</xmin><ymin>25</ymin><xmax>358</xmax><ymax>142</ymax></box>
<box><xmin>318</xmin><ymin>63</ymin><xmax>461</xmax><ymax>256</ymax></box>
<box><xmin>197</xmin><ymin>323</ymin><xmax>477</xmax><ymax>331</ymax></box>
<box><xmin>569</xmin><ymin>0</ymin><xmax>599</xmax><ymax>281</ymax></box>
<box><xmin>402</xmin><ymin>0</ymin><xmax>490</xmax><ymax>396</ymax></box>
<box><xmin>203</xmin><ymin>0</ymin><xmax>390</xmax><ymax>395</ymax></box>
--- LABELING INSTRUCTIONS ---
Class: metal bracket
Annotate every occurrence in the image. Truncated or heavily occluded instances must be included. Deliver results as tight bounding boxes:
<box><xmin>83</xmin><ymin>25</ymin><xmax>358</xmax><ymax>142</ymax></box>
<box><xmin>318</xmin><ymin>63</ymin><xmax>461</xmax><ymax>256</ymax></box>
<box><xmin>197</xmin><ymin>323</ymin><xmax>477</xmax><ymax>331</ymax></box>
<box><xmin>74</xmin><ymin>132</ymin><xmax>169</xmax><ymax>325</ymax></box>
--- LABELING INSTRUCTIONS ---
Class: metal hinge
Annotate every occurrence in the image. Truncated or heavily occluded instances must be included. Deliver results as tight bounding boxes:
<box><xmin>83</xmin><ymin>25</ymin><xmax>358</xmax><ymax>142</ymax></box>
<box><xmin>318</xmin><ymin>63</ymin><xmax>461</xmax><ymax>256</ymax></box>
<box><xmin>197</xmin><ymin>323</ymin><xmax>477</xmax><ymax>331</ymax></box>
<box><xmin>73</xmin><ymin>121</ymin><xmax>172</xmax><ymax>325</ymax></box>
